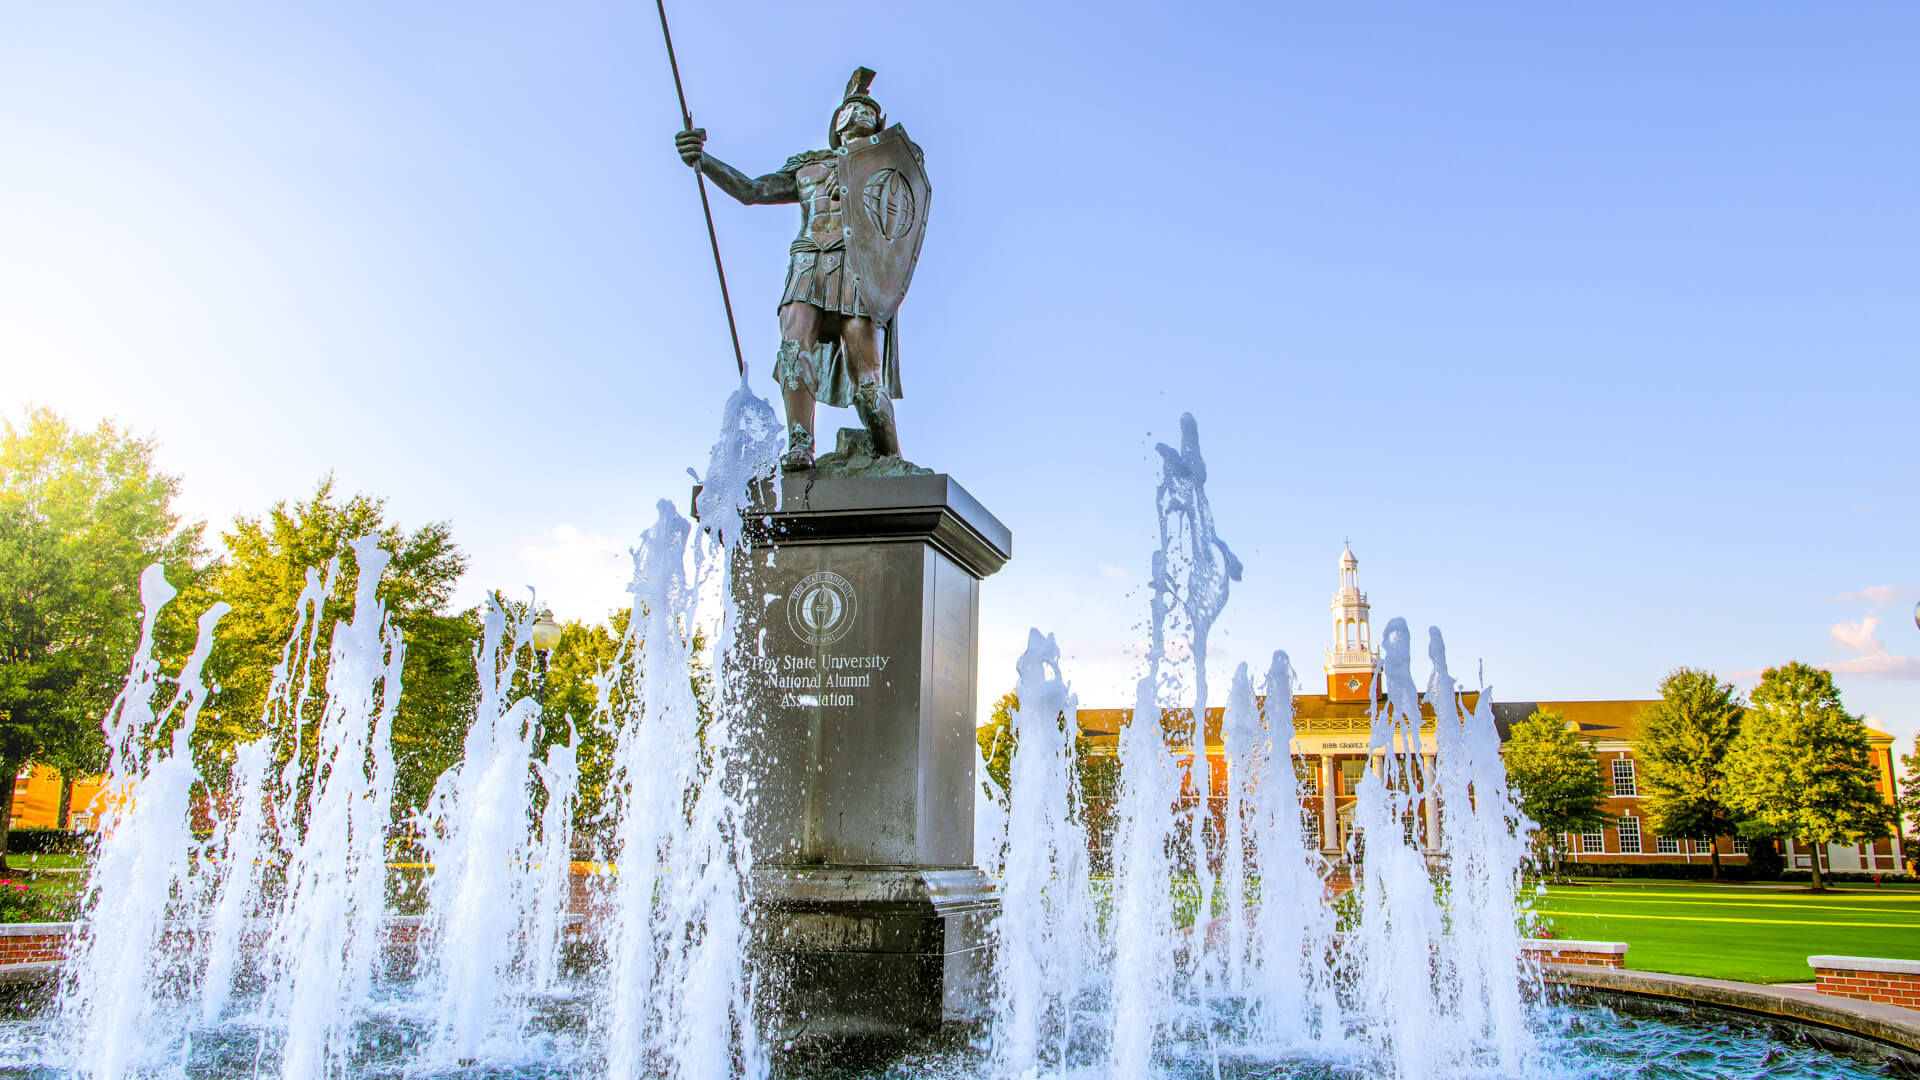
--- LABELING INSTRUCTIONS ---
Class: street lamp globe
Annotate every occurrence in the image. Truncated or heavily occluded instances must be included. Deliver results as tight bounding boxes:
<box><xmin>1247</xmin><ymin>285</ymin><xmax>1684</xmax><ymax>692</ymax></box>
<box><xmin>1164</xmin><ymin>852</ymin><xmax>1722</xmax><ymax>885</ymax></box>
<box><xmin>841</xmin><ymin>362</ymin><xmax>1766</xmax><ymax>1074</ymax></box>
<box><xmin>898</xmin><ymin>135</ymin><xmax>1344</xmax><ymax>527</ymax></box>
<box><xmin>530</xmin><ymin>607</ymin><xmax>563</xmax><ymax>653</ymax></box>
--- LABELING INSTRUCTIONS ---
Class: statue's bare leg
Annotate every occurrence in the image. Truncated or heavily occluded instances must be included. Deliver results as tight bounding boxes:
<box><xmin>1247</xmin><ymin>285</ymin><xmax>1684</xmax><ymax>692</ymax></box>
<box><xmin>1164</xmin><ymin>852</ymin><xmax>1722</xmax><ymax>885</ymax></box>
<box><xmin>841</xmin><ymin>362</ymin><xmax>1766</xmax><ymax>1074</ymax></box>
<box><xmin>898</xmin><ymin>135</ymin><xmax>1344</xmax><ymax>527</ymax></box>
<box><xmin>776</xmin><ymin>302</ymin><xmax>824</xmax><ymax>469</ymax></box>
<box><xmin>841</xmin><ymin>315</ymin><xmax>899</xmax><ymax>456</ymax></box>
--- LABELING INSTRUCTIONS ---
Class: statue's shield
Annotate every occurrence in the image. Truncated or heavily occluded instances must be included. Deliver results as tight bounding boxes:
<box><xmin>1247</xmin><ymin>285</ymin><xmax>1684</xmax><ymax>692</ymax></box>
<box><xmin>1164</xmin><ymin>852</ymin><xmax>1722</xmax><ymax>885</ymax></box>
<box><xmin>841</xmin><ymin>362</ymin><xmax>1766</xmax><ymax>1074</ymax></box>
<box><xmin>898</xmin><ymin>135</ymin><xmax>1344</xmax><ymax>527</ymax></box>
<box><xmin>840</xmin><ymin>125</ymin><xmax>930</xmax><ymax>325</ymax></box>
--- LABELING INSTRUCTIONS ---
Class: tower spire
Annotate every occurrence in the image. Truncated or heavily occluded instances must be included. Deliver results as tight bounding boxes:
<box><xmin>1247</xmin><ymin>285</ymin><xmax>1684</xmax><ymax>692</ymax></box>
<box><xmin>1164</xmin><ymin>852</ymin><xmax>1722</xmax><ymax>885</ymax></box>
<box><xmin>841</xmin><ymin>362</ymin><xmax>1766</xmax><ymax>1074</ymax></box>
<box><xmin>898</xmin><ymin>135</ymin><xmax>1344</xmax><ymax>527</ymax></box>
<box><xmin>1326</xmin><ymin>542</ymin><xmax>1374</xmax><ymax>701</ymax></box>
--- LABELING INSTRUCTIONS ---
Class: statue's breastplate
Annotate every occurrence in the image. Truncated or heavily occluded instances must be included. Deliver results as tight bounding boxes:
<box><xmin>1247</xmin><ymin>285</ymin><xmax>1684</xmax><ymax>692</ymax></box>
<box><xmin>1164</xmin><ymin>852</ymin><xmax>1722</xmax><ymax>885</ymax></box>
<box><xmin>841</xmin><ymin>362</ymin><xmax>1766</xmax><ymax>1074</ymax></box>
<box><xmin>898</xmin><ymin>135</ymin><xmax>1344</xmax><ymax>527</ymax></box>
<box><xmin>796</xmin><ymin>160</ymin><xmax>845</xmax><ymax>249</ymax></box>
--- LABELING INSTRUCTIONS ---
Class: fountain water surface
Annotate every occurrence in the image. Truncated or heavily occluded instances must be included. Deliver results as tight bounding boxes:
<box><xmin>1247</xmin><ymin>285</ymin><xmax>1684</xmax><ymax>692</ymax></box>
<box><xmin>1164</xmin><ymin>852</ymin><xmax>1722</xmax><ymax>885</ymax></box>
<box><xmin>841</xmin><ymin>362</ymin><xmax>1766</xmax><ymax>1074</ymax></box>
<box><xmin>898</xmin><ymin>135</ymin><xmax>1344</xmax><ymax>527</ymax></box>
<box><xmin>0</xmin><ymin>395</ymin><xmax>1894</xmax><ymax>1080</ymax></box>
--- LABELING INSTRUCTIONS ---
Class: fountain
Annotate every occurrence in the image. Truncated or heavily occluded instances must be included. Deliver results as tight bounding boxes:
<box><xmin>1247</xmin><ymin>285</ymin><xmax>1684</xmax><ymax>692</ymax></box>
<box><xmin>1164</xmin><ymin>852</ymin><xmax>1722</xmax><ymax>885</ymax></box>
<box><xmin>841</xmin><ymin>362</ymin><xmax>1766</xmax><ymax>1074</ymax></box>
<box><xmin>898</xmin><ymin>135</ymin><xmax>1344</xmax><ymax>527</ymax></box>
<box><xmin>0</xmin><ymin>391</ymin><xmax>1907</xmax><ymax>1079</ymax></box>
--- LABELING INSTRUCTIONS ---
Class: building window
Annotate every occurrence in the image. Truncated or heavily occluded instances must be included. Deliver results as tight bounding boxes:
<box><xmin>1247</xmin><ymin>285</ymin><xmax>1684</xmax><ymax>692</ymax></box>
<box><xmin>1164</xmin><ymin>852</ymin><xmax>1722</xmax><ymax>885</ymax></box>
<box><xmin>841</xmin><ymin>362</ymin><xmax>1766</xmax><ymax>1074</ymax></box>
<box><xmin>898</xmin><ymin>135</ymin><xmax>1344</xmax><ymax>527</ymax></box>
<box><xmin>1693</xmin><ymin>838</ymin><xmax>1713</xmax><ymax>855</ymax></box>
<box><xmin>1341</xmin><ymin>758</ymin><xmax>1368</xmax><ymax>796</ymax></box>
<box><xmin>1656</xmin><ymin>836</ymin><xmax>1679</xmax><ymax>854</ymax></box>
<box><xmin>1612</xmin><ymin>758</ymin><xmax>1636</xmax><ymax>796</ymax></box>
<box><xmin>1581</xmin><ymin>831</ymin><xmax>1605</xmax><ymax>854</ymax></box>
<box><xmin>1403</xmin><ymin>812</ymin><xmax>1419</xmax><ymax>845</ymax></box>
<box><xmin>1617</xmin><ymin>816</ymin><xmax>1642</xmax><ymax>854</ymax></box>
<box><xmin>1296</xmin><ymin>759</ymin><xmax>1318</xmax><ymax>795</ymax></box>
<box><xmin>1731</xmin><ymin>836</ymin><xmax>1749</xmax><ymax>855</ymax></box>
<box><xmin>1303</xmin><ymin>811</ymin><xmax>1321</xmax><ymax>847</ymax></box>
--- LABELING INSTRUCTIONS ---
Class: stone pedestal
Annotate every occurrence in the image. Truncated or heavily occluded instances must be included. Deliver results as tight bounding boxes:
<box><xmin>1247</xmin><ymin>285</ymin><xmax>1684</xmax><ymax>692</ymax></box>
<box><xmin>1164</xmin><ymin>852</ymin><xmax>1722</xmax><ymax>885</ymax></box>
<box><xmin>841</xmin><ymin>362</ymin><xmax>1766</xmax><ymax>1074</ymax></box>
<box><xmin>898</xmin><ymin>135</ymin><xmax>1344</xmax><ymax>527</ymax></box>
<box><xmin>732</xmin><ymin>472</ymin><xmax>1011</xmax><ymax>1038</ymax></box>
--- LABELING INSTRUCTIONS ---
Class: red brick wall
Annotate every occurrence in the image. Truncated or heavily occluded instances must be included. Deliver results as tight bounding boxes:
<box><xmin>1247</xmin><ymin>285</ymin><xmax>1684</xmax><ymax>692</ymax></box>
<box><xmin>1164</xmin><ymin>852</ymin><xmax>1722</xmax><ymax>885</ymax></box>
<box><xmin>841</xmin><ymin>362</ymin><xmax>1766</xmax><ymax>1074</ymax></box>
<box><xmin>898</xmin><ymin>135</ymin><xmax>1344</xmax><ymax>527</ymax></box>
<box><xmin>1815</xmin><ymin>967</ymin><xmax>1920</xmax><ymax>1008</ymax></box>
<box><xmin>1523</xmin><ymin>947</ymin><xmax>1624</xmax><ymax>968</ymax></box>
<box><xmin>0</xmin><ymin>931</ymin><xmax>68</xmax><ymax>965</ymax></box>
<box><xmin>1545</xmin><ymin>950</ymin><xmax>1625</xmax><ymax>968</ymax></box>
<box><xmin>0</xmin><ymin>915</ymin><xmax>593</xmax><ymax>974</ymax></box>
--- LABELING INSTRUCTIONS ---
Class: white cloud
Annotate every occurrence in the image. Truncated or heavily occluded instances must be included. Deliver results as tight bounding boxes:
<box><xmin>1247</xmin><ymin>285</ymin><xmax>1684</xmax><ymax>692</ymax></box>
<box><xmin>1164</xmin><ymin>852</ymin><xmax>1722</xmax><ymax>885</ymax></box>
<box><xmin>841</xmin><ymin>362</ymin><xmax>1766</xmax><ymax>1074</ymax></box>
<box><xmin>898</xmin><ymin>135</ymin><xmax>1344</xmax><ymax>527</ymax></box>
<box><xmin>1826</xmin><ymin>652</ymin><xmax>1920</xmax><ymax>680</ymax></box>
<box><xmin>1828</xmin><ymin>585</ymin><xmax>1919</xmax><ymax>606</ymax></box>
<box><xmin>1831</xmin><ymin>617</ymin><xmax>1883</xmax><ymax>655</ymax></box>
<box><xmin>516</xmin><ymin>524</ymin><xmax>630</xmax><ymax>623</ymax></box>
<box><xmin>1823</xmin><ymin>615</ymin><xmax>1920</xmax><ymax>682</ymax></box>
<box><xmin>1098</xmin><ymin>563</ymin><xmax>1129</xmax><ymax>579</ymax></box>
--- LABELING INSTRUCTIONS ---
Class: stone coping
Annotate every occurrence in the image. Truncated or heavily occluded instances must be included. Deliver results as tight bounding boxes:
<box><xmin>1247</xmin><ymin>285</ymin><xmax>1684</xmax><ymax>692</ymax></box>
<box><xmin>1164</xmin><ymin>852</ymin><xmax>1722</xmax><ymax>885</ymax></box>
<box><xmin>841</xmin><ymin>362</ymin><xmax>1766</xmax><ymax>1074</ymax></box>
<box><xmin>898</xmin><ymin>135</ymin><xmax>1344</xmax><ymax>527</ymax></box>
<box><xmin>1812</xmin><ymin>955</ymin><xmax>1920</xmax><ymax>976</ymax></box>
<box><xmin>0</xmin><ymin>923</ymin><xmax>72</xmax><ymax>937</ymax></box>
<box><xmin>0</xmin><ymin>912</ymin><xmax>584</xmax><ymax>943</ymax></box>
<box><xmin>1547</xmin><ymin>964</ymin><xmax>1920</xmax><ymax>1057</ymax></box>
<box><xmin>0</xmin><ymin>960</ymin><xmax>60</xmax><ymax>988</ymax></box>
<box><xmin>1521</xmin><ymin>940</ymin><xmax>1628</xmax><ymax>955</ymax></box>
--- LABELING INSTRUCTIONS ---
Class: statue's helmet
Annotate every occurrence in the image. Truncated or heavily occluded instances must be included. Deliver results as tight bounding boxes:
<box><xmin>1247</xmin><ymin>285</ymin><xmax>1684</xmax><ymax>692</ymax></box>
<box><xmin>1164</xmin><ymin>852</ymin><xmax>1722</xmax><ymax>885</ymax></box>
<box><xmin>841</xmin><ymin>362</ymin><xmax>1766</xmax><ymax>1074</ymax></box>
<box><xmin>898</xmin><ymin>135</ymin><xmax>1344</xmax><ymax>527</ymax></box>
<box><xmin>828</xmin><ymin>67</ymin><xmax>886</xmax><ymax>149</ymax></box>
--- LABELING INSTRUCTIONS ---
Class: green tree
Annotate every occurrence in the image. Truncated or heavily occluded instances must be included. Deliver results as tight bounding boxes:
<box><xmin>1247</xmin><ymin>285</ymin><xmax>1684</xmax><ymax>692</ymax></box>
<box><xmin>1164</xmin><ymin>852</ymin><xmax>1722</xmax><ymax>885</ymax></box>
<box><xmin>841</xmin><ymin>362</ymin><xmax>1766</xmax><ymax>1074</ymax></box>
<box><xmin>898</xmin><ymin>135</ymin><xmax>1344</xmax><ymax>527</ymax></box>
<box><xmin>975</xmin><ymin>690</ymin><xmax>1121</xmax><ymax>866</ymax></box>
<box><xmin>1636</xmin><ymin>668</ymin><xmax>1745</xmax><ymax>879</ymax></box>
<box><xmin>200</xmin><ymin>477</ymin><xmax>473</xmax><ymax>815</ymax></box>
<box><xmin>491</xmin><ymin>602</ymin><xmax>652</xmax><ymax>847</ymax></box>
<box><xmin>0</xmin><ymin>409</ymin><xmax>206</xmax><ymax>871</ymax></box>
<box><xmin>533</xmin><ymin>613</ymin><xmax>625</xmax><ymax>838</ymax></box>
<box><xmin>976</xmin><ymin>691</ymin><xmax>1017</xmax><ymax>801</ymax></box>
<box><xmin>1898</xmin><ymin>735</ymin><xmax>1920</xmax><ymax>841</ymax></box>
<box><xmin>1502</xmin><ymin>709</ymin><xmax>1611</xmax><ymax>880</ymax></box>
<box><xmin>1723</xmin><ymin>662</ymin><xmax>1892</xmax><ymax>891</ymax></box>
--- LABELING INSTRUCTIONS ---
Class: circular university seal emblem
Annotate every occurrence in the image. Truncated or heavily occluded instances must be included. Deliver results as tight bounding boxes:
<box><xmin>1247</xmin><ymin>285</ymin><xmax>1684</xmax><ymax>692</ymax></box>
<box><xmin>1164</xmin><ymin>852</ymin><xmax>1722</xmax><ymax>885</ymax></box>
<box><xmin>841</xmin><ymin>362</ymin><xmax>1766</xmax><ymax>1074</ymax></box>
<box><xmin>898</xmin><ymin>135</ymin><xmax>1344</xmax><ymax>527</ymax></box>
<box><xmin>787</xmin><ymin>571</ymin><xmax>858</xmax><ymax>647</ymax></box>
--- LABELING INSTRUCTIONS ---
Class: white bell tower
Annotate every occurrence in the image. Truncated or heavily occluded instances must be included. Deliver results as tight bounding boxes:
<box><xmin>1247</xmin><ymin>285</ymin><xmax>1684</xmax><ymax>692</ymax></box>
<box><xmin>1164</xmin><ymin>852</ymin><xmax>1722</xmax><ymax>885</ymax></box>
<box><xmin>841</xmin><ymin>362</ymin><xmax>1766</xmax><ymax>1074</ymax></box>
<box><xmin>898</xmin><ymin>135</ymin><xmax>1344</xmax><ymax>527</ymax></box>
<box><xmin>1325</xmin><ymin>541</ymin><xmax>1375</xmax><ymax>701</ymax></box>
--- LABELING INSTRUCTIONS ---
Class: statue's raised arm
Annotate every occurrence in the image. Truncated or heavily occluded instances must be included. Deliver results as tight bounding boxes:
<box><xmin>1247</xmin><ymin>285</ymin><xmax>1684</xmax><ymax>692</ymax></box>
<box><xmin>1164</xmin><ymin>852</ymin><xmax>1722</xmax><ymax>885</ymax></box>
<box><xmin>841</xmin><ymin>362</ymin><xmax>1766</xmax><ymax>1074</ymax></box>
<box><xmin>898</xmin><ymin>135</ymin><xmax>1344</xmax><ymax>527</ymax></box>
<box><xmin>674</xmin><ymin>128</ymin><xmax>798</xmax><ymax>205</ymax></box>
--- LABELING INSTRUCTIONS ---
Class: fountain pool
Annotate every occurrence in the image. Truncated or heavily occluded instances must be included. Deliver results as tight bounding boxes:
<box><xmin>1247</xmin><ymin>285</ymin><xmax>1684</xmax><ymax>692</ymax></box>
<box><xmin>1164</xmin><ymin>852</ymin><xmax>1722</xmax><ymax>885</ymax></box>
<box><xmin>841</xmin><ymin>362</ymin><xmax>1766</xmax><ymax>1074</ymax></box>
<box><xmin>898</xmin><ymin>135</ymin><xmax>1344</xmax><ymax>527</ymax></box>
<box><xmin>0</xmin><ymin>996</ymin><xmax>1905</xmax><ymax>1079</ymax></box>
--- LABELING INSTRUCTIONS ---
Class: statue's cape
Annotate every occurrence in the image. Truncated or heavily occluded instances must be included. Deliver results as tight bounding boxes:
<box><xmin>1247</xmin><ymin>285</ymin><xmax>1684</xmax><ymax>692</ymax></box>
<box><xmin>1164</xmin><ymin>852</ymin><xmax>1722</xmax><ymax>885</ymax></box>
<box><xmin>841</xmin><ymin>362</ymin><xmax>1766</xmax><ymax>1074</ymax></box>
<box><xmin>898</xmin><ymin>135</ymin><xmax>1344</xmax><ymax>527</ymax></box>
<box><xmin>811</xmin><ymin>323</ymin><xmax>901</xmax><ymax>408</ymax></box>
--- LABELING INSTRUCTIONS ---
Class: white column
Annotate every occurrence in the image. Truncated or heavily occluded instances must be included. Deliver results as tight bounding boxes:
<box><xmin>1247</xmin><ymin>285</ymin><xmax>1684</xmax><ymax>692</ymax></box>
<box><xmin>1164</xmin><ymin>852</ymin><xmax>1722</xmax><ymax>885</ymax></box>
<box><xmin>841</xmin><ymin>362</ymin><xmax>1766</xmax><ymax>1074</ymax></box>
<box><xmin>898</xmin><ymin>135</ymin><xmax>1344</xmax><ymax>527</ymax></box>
<box><xmin>1422</xmin><ymin>751</ymin><xmax>1440</xmax><ymax>853</ymax></box>
<box><xmin>1320</xmin><ymin>753</ymin><xmax>1337</xmax><ymax>852</ymax></box>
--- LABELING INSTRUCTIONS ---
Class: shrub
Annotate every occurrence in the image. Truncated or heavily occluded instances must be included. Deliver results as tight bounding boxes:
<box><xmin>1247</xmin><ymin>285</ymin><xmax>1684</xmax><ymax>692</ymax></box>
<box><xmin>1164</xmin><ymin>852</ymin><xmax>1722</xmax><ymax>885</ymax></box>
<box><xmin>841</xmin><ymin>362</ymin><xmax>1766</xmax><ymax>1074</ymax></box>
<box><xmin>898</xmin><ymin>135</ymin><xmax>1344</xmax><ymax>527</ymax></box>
<box><xmin>4</xmin><ymin>828</ymin><xmax>96</xmax><ymax>856</ymax></box>
<box><xmin>1745</xmin><ymin>836</ymin><xmax>1784</xmax><ymax>878</ymax></box>
<box><xmin>0</xmin><ymin>877</ymin><xmax>51</xmax><ymax>922</ymax></box>
<box><xmin>1774</xmin><ymin>870</ymin><xmax>1912</xmax><ymax>885</ymax></box>
<box><xmin>1551</xmin><ymin>862</ymin><xmax>1759</xmax><ymax>881</ymax></box>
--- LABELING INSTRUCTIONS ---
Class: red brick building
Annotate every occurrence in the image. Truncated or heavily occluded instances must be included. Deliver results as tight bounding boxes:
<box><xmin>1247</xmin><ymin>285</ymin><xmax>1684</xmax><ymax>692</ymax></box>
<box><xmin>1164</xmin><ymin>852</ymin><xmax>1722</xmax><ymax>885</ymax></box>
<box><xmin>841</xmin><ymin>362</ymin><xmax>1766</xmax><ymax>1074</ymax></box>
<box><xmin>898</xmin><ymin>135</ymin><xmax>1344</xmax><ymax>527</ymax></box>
<box><xmin>1072</xmin><ymin>545</ymin><xmax>1906</xmax><ymax>873</ymax></box>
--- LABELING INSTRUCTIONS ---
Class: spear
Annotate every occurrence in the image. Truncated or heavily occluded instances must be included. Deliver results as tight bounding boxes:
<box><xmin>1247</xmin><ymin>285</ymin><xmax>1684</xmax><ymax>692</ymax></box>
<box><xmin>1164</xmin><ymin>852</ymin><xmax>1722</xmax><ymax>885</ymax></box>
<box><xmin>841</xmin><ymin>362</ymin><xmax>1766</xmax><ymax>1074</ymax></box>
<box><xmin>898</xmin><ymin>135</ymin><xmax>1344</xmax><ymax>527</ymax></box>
<box><xmin>654</xmin><ymin>0</ymin><xmax>746</xmax><ymax>377</ymax></box>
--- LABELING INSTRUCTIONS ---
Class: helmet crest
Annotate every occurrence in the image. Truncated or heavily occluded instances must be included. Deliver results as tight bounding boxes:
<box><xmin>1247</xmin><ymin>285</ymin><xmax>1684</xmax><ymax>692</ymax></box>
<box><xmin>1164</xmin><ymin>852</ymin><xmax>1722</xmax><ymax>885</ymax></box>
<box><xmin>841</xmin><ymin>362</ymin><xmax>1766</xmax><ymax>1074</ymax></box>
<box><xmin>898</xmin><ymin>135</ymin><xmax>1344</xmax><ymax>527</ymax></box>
<box><xmin>828</xmin><ymin>67</ymin><xmax>886</xmax><ymax>149</ymax></box>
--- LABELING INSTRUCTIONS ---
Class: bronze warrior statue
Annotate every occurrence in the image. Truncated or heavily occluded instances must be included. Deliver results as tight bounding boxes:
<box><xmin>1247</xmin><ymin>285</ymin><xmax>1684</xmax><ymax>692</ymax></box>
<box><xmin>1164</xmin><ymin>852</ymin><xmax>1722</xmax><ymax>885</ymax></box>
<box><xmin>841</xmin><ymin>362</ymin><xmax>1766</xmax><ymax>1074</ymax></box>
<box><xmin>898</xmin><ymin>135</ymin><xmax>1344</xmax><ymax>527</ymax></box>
<box><xmin>676</xmin><ymin>68</ymin><xmax>929</xmax><ymax>471</ymax></box>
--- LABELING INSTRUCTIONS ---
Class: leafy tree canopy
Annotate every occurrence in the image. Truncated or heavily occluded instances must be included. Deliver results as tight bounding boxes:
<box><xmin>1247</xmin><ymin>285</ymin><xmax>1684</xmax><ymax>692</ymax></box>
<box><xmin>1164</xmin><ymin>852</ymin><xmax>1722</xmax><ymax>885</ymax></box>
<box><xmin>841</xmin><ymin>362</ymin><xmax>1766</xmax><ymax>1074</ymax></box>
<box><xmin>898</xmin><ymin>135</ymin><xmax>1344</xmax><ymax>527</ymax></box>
<box><xmin>1898</xmin><ymin>735</ymin><xmax>1920</xmax><ymax>840</ymax></box>
<box><xmin>977</xmin><ymin>692</ymin><xmax>1018</xmax><ymax>799</ymax></box>
<box><xmin>198</xmin><ymin>476</ymin><xmax>472</xmax><ymax>811</ymax></box>
<box><xmin>1722</xmin><ymin>662</ymin><xmax>1891</xmax><ymax>889</ymax></box>
<box><xmin>1636</xmin><ymin>667</ymin><xmax>1744</xmax><ymax>875</ymax></box>
<box><xmin>0</xmin><ymin>408</ymin><xmax>207</xmax><ymax>867</ymax></box>
<box><xmin>1501</xmin><ymin>709</ymin><xmax>1611</xmax><ymax>872</ymax></box>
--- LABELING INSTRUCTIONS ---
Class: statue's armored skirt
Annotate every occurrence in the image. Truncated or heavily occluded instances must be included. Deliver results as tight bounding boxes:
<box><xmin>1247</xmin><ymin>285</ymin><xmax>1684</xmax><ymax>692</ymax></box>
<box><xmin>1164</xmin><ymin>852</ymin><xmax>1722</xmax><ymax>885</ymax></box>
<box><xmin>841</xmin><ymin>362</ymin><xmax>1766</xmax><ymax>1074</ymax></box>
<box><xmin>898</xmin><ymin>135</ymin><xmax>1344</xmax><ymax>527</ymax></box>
<box><xmin>780</xmin><ymin>240</ymin><xmax>867</xmax><ymax>318</ymax></box>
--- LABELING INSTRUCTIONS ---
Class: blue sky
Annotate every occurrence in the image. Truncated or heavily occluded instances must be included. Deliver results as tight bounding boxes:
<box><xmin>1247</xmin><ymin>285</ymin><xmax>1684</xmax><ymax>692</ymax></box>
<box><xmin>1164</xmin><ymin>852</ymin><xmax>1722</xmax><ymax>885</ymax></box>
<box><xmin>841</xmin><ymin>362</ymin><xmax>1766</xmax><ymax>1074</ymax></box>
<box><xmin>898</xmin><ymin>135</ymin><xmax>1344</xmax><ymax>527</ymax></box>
<box><xmin>3</xmin><ymin>3</ymin><xmax>1915</xmax><ymax>739</ymax></box>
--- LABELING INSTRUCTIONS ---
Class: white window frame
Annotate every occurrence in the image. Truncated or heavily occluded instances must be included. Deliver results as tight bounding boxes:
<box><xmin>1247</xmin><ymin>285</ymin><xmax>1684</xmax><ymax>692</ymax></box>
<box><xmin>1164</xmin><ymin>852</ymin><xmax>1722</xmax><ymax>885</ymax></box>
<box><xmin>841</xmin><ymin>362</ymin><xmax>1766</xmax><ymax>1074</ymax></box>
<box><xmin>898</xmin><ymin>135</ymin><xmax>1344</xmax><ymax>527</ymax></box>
<box><xmin>1581</xmin><ymin>830</ymin><xmax>1605</xmax><ymax>854</ymax></box>
<box><xmin>1731</xmin><ymin>835</ymin><xmax>1749</xmax><ymax>854</ymax></box>
<box><xmin>1341</xmin><ymin>758</ymin><xmax>1367</xmax><ymax>796</ymax></box>
<box><xmin>1656</xmin><ymin>836</ymin><xmax>1679</xmax><ymax>854</ymax></box>
<box><xmin>1612</xmin><ymin>758</ymin><xmax>1636</xmax><ymax>796</ymax></box>
<box><xmin>1617</xmin><ymin>815</ymin><xmax>1642</xmax><ymax>854</ymax></box>
<box><xmin>1297</xmin><ymin>760</ymin><xmax>1318</xmax><ymax>795</ymax></box>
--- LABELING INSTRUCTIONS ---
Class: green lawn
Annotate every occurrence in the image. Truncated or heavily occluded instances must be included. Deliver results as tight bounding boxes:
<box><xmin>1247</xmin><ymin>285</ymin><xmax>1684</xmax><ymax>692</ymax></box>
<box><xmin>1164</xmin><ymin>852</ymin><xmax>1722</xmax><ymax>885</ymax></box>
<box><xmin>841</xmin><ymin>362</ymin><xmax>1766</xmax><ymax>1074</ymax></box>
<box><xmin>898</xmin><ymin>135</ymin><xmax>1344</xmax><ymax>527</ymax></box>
<box><xmin>1534</xmin><ymin>878</ymin><xmax>1920</xmax><ymax>983</ymax></box>
<box><xmin>0</xmin><ymin>853</ymin><xmax>88</xmax><ymax>922</ymax></box>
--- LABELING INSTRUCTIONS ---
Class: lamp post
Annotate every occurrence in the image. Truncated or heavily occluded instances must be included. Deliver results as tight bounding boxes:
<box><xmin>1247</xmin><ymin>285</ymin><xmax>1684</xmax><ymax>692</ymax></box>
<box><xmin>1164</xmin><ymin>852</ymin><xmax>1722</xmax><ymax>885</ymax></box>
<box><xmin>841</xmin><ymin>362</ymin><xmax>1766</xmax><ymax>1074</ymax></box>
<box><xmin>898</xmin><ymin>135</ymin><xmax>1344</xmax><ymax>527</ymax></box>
<box><xmin>530</xmin><ymin>606</ymin><xmax>562</xmax><ymax>706</ymax></box>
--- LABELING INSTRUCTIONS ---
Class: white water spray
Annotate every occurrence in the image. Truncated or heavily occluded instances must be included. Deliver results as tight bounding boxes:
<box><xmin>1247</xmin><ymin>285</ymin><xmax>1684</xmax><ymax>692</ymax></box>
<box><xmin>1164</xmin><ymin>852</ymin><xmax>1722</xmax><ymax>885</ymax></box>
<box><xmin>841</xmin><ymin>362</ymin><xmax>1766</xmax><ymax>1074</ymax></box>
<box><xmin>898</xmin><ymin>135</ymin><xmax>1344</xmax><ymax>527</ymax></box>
<box><xmin>993</xmin><ymin>629</ymin><xmax>1093</xmax><ymax>1075</ymax></box>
